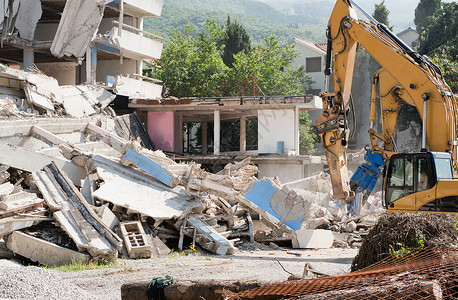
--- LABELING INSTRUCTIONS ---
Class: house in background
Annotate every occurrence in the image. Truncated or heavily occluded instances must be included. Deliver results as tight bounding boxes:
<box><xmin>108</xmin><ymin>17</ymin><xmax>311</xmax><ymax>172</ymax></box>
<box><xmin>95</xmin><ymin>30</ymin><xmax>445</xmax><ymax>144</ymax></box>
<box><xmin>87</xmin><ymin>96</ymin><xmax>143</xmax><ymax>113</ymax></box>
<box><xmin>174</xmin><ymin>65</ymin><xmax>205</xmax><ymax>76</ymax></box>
<box><xmin>396</xmin><ymin>26</ymin><xmax>419</xmax><ymax>49</ymax></box>
<box><xmin>289</xmin><ymin>38</ymin><xmax>327</xmax><ymax>96</ymax></box>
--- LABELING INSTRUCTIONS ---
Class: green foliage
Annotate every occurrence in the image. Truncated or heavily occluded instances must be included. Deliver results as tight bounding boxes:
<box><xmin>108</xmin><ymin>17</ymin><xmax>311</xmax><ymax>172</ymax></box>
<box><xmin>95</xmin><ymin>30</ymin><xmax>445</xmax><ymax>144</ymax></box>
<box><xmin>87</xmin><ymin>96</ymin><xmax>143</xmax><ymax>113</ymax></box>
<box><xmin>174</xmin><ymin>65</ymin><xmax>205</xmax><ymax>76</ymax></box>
<box><xmin>372</xmin><ymin>1</ymin><xmax>392</xmax><ymax>30</ymax></box>
<box><xmin>417</xmin><ymin>2</ymin><xmax>457</xmax><ymax>56</ymax></box>
<box><xmin>222</xmin><ymin>16</ymin><xmax>252</xmax><ymax>68</ymax></box>
<box><xmin>156</xmin><ymin>21</ymin><xmax>313</xmax><ymax>98</ymax></box>
<box><xmin>43</xmin><ymin>259</ymin><xmax>119</xmax><ymax>272</ymax></box>
<box><xmin>143</xmin><ymin>2</ymin><xmax>323</xmax><ymax>45</ymax></box>
<box><xmin>416</xmin><ymin>2</ymin><xmax>457</xmax><ymax>92</ymax></box>
<box><xmin>388</xmin><ymin>230</ymin><xmax>425</xmax><ymax>258</ymax></box>
<box><xmin>414</xmin><ymin>0</ymin><xmax>441</xmax><ymax>34</ymax></box>
<box><xmin>299</xmin><ymin>111</ymin><xmax>317</xmax><ymax>155</ymax></box>
<box><xmin>430</xmin><ymin>45</ymin><xmax>458</xmax><ymax>93</ymax></box>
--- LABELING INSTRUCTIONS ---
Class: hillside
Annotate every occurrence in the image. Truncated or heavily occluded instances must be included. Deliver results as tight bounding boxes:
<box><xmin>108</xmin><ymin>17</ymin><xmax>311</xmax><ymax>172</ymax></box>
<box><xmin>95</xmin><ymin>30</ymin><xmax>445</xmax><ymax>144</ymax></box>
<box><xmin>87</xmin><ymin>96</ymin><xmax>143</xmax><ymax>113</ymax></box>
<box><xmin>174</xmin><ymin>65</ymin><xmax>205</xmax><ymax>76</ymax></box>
<box><xmin>257</xmin><ymin>0</ymin><xmax>420</xmax><ymax>32</ymax></box>
<box><xmin>144</xmin><ymin>0</ymin><xmax>421</xmax><ymax>45</ymax></box>
<box><xmin>144</xmin><ymin>0</ymin><xmax>327</xmax><ymax>44</ymax></box>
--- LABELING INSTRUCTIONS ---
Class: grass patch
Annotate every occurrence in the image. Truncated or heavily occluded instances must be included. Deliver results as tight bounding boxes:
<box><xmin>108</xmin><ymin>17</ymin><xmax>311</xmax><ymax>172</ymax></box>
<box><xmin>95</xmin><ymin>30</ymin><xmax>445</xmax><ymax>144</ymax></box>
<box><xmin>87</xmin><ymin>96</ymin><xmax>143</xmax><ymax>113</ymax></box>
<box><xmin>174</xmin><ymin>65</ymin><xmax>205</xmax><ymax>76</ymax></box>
<box><xmin>43</xmin><ymin>259</ymin><xmax>120</xmax><ymax>272</ymax></box>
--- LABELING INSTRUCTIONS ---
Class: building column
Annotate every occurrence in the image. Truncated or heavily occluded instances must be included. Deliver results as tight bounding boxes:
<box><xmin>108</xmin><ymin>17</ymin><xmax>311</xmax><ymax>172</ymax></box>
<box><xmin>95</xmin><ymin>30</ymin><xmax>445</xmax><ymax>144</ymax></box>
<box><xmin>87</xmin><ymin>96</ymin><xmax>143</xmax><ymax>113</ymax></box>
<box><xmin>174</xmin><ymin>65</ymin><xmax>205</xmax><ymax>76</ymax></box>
<box><xmin>86</xmin><ymin>48</ymin><xmax>92</xmax><ymax>84</ymax></box>
<box><xmin>214</xmin><ymin>110</ymin><xmax>220</xmax><ymax>155</ymax></box>
<box><xmin>294</xmin><ymin>106</ymin><xmax>300</xmax><ymax>155</ymax></box>
<box><xmin>91</xmin><ymin>47</ymin><xmax>97</xmax><ymax>84</ymax></box>
<box><xmin>202</xmin><ymin>122</ymin><xmax>208</xmax><ymax>155</ymax></box>
<box><xmin>240</xmin><ymin>116</ymin><xmax>246</xmax><ymax>152</ymax></box>
<box><xmin>174</xmin><ymin>113</ymin><xmax>183</xmax><ymax>154</ymax></box>
<box><xmin>23</xmin><ymin>48</ymin><xmax>34</xmax><ymax>72</ymax></box>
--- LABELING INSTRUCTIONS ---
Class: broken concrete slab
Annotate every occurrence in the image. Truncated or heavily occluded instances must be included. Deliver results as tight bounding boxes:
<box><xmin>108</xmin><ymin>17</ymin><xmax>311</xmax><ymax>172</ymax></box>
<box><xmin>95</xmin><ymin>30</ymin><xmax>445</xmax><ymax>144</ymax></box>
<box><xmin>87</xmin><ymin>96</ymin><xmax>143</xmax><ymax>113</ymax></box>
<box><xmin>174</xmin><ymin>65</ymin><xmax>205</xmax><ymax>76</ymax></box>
<box><xmin>92</xmin><ymin>164</ymin><xmax>195</xmax><ymax>221</ymax></box>
<box><xmin>0</xmin><ymin>182</ymin><xmax>14</xmax><ymax>197</ymax></box>
<box><xmin>86</xmin><ymin>123</ymin><xmax>129</xmax><ymax>153</ymax></box>
<box><xmin>51</xmin><ymin>0</ymin><xmax>105</xmax><ymax>58</ymax></box>
<box><xmin>292</xmin><ymin>229</ymin><xmax>334</xmax><ymax>249</ymax></box>
<box><xmin>96</xmin><ymin>205</ymin><xmax>119</xmax><ymax>231</ymax></box>
<box><xmin>0</xmin><ymin>143</ymin><xmax>85</xmax><ymax>186</ymax></box>
<box><xmin>243</xmin><ymin>179</ymin><xmax>309</xmax><ymax>231</ymax></box>
<box><xmin>0</xmin><ymin>190</ymin><xmax>42</xmax><ymax>211</ymax></box>
<box><xmin>11</xmin><ymin>0</ymin><xmax>42</xmax><ymax>41</ymax></box>
<box><xmin>0</xmin><ymin>215</ymin><xmax>50</xmax><ymax>237</ymax></box>
<box><xmin>113</xmin><ymin>75</ymin><xmax>163</xmax><ymax>100</ymax></box>
<box><xmin>6</xmin><ymin>231</ymin><xmax>90</xmax><ymax>266</ymax></box>
<box><xmin>178</xmin><ymin>214</ymin><xmax>235</xmax><ymax>255</ymax></box>
<box><xmin>33</xmin><ymin>163</ymin><xmax>122</xmax><ymax>261</ymax></box>
<box><xmin>121</xmin><ymin>147</ymin><xmax>179</xmax><ymax>187</ymax></box>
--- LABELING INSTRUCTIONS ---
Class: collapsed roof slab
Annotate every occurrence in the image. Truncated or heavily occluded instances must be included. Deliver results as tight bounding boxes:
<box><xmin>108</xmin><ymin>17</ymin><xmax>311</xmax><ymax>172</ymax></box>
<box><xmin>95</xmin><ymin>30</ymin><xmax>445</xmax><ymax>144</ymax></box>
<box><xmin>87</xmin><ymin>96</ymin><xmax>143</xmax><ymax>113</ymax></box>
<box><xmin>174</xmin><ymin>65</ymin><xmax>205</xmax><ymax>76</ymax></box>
<box><xmin>0</xmin><ymin>143</ymin><xmax>85</xmax><ymax>185</ymax></box>
<box><xmin>51</xmin><ymin>0</ymin><xmax>105</xmax><ymax>58</ymax></box>
<box><xmin>92</xmin><ymin>164</ymin><xmax>196</xmax><ymax>221</ymax></box>
<box><xmin>6</xmin><ymin>231</ymin><xmax>91</xmax><ymax>267</ymax></box>
<box><xmin>33</xmin><ymin>163</ymin><xmax>121</xmax><ymax>261</ymax></box>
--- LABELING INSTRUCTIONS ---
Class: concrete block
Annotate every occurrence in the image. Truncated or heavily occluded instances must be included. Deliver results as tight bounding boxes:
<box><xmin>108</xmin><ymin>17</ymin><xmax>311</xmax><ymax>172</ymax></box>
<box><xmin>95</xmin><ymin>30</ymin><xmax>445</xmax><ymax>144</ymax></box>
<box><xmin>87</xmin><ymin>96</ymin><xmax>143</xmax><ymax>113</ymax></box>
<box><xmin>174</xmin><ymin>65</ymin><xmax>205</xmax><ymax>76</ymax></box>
<box><xmin>119</xmin><ymin>221</ymin><xmax>151</xmax><ymax>259</ymax></box>
<box><xmin>292</xmin><ymin>229</ymin><xmax>334</xmax><ymax>249</ymax></box>
<box><xmin>6</xmin><ymin>231</ymin><xmax>90</xmax><ymax>266</ymax></box>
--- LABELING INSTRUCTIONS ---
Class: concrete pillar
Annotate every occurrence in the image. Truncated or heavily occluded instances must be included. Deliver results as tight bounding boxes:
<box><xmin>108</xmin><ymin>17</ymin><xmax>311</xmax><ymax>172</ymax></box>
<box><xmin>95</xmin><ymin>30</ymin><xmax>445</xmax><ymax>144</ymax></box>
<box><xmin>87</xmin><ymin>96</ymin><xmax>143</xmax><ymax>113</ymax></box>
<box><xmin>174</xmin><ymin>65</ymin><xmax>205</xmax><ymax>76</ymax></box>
<box><xmin>86</xmin><ymin>48</ymin><xmax>92</xmax><ymax>84</ymax></box>
<box><xmin>240</xmin><ymin>116</ymin><xmax>246</xmax><ymax>152</ymax></box>
<box><xmin>202</xmin><ymin>122</ymin><xmax>208</xmax><ymax>155</ymax></box>
<box><xmin>91</xmin><ymin>47</ymin><xmax>97</xmax><ymax>84</ymax></box>
<box><xmin>23</xmin><ymin>48</ymin><xmax>34</xmax><ymax>72</ymax></box>
<box><xmin>214</xmin><ymin>110</ymin><xmax>220</xmax><ymax>155</ymax></box>
<box><xmin>173</xmin><ymin>113</ymin><xmax>183</xmax><ymax>154</ymax></box>
<box><xmin>294</xmin><ymin>106</ymin><xmax>300</xmax><ymax>155</ymax></box>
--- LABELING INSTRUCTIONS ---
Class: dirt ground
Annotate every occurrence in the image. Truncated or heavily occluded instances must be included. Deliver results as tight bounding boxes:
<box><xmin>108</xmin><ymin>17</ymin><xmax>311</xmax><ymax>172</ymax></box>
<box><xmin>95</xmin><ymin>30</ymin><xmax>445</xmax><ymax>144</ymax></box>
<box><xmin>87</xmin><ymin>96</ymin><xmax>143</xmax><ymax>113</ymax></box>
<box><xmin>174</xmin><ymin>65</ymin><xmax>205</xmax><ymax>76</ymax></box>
<box><xmin>59</xmin><ymin>245</ymin><xmax>358</xmax><ymax>299</ymax></box>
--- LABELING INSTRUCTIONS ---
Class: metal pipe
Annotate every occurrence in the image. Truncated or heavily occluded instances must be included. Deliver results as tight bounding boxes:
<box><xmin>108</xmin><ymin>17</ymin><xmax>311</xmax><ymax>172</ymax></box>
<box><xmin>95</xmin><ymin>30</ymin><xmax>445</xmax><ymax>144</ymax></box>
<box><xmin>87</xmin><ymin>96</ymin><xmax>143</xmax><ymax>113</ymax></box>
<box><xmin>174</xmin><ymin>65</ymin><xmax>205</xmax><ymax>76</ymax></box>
<box><xmin>347</xmin><ymin>0</ymin><xmax>379</xmax><ymax>24</ymax></box>
<box><xmin>421</xmin><ymin>98</ymin><xmax>428</xmax><ymax>151</ymax></box>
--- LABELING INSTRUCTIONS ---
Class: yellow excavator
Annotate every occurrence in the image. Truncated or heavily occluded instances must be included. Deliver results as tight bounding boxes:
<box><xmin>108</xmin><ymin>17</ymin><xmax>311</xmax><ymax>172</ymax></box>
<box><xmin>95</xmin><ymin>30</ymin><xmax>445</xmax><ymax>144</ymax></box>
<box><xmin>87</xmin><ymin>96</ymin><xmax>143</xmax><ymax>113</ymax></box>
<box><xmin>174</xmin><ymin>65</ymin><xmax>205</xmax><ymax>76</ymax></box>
<box><xmin>317</xmin><ymin>0</ymin><xmax>458</xmax><ymax>213</ymax></box>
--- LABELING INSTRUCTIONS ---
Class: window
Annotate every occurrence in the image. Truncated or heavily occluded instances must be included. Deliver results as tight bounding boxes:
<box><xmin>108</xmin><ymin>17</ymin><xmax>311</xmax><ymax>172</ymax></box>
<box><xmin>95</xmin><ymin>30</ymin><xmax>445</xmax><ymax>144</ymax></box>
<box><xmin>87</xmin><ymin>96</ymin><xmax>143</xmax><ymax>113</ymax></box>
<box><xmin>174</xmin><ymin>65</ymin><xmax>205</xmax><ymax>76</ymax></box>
<box><xmin>386</xmin><ymin>157</ymin><xmax>414</xmax><ymax>204</ymax></box>
<box><xmin>434</xmin><ymin>158</ymin><xmax>453</xmax><ymax>179</ymax></box>
<box><xmin>306</xmin><ymin>57</ymin><xmax>321</xmax><ymax>73</ymax></box>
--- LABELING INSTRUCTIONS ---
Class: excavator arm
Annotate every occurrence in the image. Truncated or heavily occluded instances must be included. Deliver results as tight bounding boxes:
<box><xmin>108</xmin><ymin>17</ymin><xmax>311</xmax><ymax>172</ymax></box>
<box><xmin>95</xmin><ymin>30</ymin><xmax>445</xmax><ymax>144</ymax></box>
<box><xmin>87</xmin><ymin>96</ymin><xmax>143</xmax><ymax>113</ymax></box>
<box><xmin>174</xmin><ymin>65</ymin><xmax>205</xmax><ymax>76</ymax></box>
<box><xmin>317</xmin><ymin>0</ymin><xmax>458</xmax><ymax>201</ymax></box>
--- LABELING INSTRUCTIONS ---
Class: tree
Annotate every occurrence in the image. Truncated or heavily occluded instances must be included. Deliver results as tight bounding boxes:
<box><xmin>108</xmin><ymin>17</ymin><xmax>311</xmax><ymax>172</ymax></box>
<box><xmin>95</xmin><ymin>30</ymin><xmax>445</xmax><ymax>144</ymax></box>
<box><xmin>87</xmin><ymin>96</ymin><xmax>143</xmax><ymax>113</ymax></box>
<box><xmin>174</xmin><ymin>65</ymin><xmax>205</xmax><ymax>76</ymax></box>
<box><xmin>299</xmin><ymin>111</ymin><xmax>316</xmax><ymax>155</ymax></box>
<box><xmin>418</xmin><ymin>2</ymin><xmax>457</xmax><ymax>92</ymax></box>
<box><xmin>222</xmin><ymin>16</ymin><xmax>251</xmax><ymax>68</ymax></box>
<box><xmin>155</xmin><ymin>20</ymin><xmax>228</xmax><ymax>97</ymax></box>
<box><xmin>230</xmin><ymin>35</ymin><xmax>313</xmax><ymax>96</ymax></box>
<box><xmin>414</xmin><ymin>0</ymin><xmax>441</xmax><ymax>34</ymax></box>
<box><xmin>372</xmin><ymin>1</ymin><xmax>392</xmax><ymax>30</ymax></box>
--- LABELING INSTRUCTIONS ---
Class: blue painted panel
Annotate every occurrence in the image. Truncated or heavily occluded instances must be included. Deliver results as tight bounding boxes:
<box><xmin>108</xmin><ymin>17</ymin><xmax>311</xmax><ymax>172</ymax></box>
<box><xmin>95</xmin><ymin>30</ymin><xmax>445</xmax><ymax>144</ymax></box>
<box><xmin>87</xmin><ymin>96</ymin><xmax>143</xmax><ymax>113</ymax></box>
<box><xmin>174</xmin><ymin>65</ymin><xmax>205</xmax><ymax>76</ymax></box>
<box><xmin>94</xmin><ymin>41</ymin><xmax>120</xmax><ymax>55</ymax></box>
<box><xmin>123</xmin><ymin>148</ymin><xmax>173</xmax><ymax>186</ymax></box>
<box><xmin>244</xmin><ymin>181</ymin><xmax>302</xmax><ymax>230</ymax></box>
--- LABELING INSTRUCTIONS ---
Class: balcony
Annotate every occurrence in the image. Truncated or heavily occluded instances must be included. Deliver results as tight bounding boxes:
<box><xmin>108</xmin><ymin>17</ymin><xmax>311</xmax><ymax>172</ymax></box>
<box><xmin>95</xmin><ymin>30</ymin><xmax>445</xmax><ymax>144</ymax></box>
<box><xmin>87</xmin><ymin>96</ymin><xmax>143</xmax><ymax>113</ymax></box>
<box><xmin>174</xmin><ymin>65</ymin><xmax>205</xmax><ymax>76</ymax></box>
<box><xmin>110</xmin><ymin>26</ymin><xmax>163</xmax><ymax>61</ymax></box>
<box><xmin>107</xmin><ymin>0</ymin><xmax>164</xmax><ymax>17</ymax></box>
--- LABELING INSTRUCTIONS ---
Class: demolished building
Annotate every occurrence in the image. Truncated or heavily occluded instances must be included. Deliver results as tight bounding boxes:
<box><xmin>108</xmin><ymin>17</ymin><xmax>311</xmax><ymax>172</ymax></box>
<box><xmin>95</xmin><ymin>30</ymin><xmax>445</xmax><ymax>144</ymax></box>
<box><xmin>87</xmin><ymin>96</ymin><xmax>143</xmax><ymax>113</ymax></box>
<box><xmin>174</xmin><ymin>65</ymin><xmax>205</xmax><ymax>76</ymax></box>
<box><xmin>0</xmin><ymin>0</ymin><xmax>385</xmax><ymax>267</ymax></box>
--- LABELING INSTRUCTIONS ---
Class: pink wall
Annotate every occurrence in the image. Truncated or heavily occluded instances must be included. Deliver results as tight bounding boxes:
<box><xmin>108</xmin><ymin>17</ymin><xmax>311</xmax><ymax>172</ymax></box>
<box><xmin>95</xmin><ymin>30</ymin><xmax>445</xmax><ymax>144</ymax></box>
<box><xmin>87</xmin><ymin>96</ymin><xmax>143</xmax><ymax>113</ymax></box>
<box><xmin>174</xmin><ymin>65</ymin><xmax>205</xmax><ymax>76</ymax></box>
<box><xmin>147</xmin><ymin>112</ymin><xmax>175</xmax><ymax>152</ymax></box>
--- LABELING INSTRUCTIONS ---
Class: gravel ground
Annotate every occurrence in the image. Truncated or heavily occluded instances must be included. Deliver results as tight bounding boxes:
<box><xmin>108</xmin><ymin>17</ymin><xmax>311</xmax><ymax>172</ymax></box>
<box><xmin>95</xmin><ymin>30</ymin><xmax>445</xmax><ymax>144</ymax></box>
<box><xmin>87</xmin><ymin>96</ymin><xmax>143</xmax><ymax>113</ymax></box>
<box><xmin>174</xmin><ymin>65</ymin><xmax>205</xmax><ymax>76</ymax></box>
<box><xmin>0</xmin><ymin>244</ymin><xmax>358</xmax><ymax>300</ymax></box>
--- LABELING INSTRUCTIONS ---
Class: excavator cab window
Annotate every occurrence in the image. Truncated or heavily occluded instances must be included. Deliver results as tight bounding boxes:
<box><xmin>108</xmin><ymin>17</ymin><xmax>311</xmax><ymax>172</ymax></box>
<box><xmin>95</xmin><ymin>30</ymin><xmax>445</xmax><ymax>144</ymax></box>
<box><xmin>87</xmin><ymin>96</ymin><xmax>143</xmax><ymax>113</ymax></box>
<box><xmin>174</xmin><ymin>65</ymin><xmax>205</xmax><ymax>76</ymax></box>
<box><xmin>385</xmin><ymin>157</ymin><xmax>414</xmax><ymax>204</ymax></box>
<box><xmin>384</xmin><ymin>153</ymin><xmax>437</xmax><ymax>206</ymax></box>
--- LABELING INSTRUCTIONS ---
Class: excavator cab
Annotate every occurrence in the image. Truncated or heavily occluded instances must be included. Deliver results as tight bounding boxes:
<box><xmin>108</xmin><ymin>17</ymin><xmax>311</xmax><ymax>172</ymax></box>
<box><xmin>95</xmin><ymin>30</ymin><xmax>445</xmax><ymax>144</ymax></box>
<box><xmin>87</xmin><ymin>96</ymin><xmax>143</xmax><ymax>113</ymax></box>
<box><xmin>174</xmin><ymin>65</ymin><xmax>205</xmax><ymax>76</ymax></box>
<box><xmin>383</xmin><ymin>152</ymin><xmax>458</xmax><ymax>212</ymax></box>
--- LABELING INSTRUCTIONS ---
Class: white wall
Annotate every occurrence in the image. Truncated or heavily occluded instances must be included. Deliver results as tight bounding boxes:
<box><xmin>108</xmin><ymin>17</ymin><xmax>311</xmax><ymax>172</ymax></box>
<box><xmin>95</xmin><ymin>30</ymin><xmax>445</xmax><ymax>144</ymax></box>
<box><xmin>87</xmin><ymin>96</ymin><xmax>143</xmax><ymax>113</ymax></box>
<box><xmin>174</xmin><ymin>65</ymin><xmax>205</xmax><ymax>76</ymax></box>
<box><xmin>94</xmin><ymin>59</ymin><xmax>138</xmax><ymax>83</ymax></box>
<box><xmin>291</xmin><ymin>44</ymin><xmax>326</xmax><ymax>92</ymax></box>
<box><xmin>258</xmin><ymin>109</ymin><xmax>296</xmax><ymax>154</ymax></box>
<box><xmin>398</xmin><ymin>31</ymin><xmax>419</xmax><ymax>49</ymax></box>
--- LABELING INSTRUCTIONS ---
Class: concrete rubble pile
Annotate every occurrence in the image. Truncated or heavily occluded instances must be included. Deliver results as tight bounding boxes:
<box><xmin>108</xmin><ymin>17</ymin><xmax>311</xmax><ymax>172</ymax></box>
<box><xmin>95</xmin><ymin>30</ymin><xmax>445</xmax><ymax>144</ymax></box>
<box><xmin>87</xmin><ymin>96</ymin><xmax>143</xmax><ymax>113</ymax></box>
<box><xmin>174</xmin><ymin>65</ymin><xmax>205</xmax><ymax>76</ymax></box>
<box><xmin>283</xmin><ymin>171</ymin><xmax>385</xmax><ymax>248</ymax></box>
<box><xmin>0</xmin><ymin>64</ymin><xmax>384</xmax><ymax>266</ymax></box>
